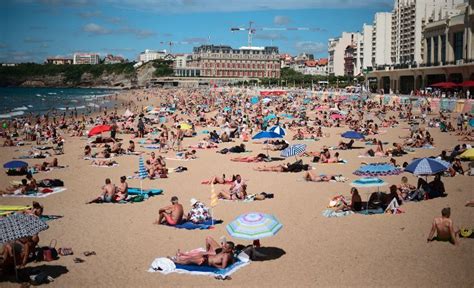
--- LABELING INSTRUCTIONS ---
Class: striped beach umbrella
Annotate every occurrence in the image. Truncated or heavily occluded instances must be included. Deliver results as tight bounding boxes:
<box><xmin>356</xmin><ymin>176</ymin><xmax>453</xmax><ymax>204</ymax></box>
<box><xmin>138</xmin><ymin>156</ymin><xmax>148</xmax><ymax>179</ymax></box>
<box><xmin>281</xmin><ymin>144</ymin><xmax>307</xmax><ymax>158</ymax></box>
<box><xmin>404</xmin><ymin>158</ymin><xmax>450</xmax><ymax>176</ymax></box>
<box><xmin>350</xmin><ymin>177</ymin><xmax>388</xmax><ymax>188</ymax></box>
<box><xmin>354</xmin><ymin>163</ymin><xmax>403</xmax><ymax>177</ymax></box>
<box><xmin>226</xmin><ymin>212</ymin><xmax>282</xmax><ymax>241</ymax></box>
<box><xmin>268</xmin><ymin>125</ymin><xmax>286</xmax><ymax>137</ymax></box>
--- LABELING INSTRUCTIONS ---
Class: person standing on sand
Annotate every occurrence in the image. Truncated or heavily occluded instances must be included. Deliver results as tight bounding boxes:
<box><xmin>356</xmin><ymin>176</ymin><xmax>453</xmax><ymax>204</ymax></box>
<box><xmin>176</xmin><ymin>125</ymin><xmax>184</xmax><ymax>152</ymax></box>
<box><xmin>154</xmin><ymin>196</ymin><xmax>183</xmax><ymax>226</ymax></box>
<box><xmin>427</xmin><ymin>207</ymin><xmax>459</xmax><ymax>245</ymax></box>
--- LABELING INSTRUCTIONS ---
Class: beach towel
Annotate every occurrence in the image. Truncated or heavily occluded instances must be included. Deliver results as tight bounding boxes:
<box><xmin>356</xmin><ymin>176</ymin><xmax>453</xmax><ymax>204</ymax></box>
<box><xmin>358</xmin><ymin>155</ymin><xmax>388</xmax><ymax>159</ymax></box>
<box><xmin>356</xmin><ymin>208</ymin><xmax>385</xmax><ymax>215</ymax></box>
<box><xmin>91</xmin><ymin>163</ymin><xmax>119</xmax><ymax>168</ymax></box>
<box><xmin>165</xmin><ymin>157</ymin><xmax>193</xmax><ymax>162</ymax></box>
<box><xmin>148</xmin><ymin>252</ymin><xmax>250</xmax><ymax>278</ymax></box>
<box><xmin>2</xmin><ymin>187</ymin><xmax>67</xmax><ymax>198</ymax></box>
<box><xmin>0</xmin><ymin>205</ymin><xmax>31</xmax><ymax>216</ymax></box>
<box><xmin>172</xmin><ymin>219</ymin><xmax>223</xmax><ymax>230</ymax></box>
<box><xmin>141</xmin><ymin>145</ymin><xmax>161</xmax><ymax>149</ymax></box>
<box><xmin>322</xmin><ymin>209</ymin><xmax>354</xmax><ymax>218</ymax></box>
<box><xmin>40</xmin><ymin>215</ymin><xmax>63</xmax><ymax>222</ymax></box>
<box><xmin>128</xmin><ymin>188</ymin><xmax>163</xmax><ymax>196</ymax></box>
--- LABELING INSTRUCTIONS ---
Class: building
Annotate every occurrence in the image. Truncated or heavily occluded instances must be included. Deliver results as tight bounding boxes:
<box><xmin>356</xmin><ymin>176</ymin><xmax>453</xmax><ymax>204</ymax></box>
<box><xmin>368</xmin><ymin>0</ymin><xmax>473</xmax><ymax>94</ymax></box>
<box><xmin>372</xmin><ymin>12</ymin><xmax>393</xmax><ymax>68</ymax></box>
<box><xmin>291</xmin><ymin>58</ymin><xmax>328</xmax><ymax>76</ymax></box>
<box><xmin>344</xmin><ymin>45</ymin><xmax>356</xmax><ymax>76</ymax></box>
<box><xmin>328</xmin><ymin>32</ymin><xmax>361</xmax><ymax>76</ymax></box>
<box><xmin>73</xmin><ymin>53</ymin><xmax>100</xmax><ymax>65</ymax></box>
<box><xmin>193</xmin><ymin>45</ymin><xmax>280</xmax><ymax>78</ymax></box>
<box><xmin>104</xmin><ymin>54</ymin><xmax>125</xmax><ymax>64</ymax></box>
<box><xmin>138</xmin><ymin>49</ymin><xmax>167</xmax><ymax>63</ymax></box>
<box><xmin>45</xmin><ymin>57</ymin><xmax>73</xmax><ymax>65</ymax></box>
<box><xmin>391</xmin><ymin>0</ymin><xmax>465</xmax><ymax>66</ymax></box>
<box><xmin>174</xmin><ymin>54</ymin><xmax>201</xmax><ymax>77</ymax></box>
<box><xmin>280</xmin><ymin>54</ymin><xmax>293</xmax><ymax>68</ymax></box>
<box><xmin>357</xmin><ymin>24</ymin><xmax>374</xmax><ymax>73</ymax></box>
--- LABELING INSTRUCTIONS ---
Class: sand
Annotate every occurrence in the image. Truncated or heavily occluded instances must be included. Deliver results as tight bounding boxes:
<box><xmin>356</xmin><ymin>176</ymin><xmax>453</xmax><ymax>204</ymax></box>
<box><xmin>1</xmin><ymin>90</ymin><xmax>473</xmax><ymax>287</ymax></box>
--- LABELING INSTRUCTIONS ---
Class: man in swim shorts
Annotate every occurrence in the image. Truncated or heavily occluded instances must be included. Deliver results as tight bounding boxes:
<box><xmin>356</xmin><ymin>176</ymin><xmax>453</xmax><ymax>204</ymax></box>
<box><xmin>155</xmin><ymin>196</ymin><xmax>183</xmax><ymax>225</ymax></box>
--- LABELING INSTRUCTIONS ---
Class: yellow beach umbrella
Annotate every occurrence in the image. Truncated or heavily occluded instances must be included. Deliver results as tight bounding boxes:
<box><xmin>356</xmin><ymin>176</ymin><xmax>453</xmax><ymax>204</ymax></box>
<box><xmin>179</xmin><ymin>123</ymin><xmax>192</xmax><ymax>130</ymax></box>
<box><xmin>459</xmin><ymin>148</ymin><xmax>474</xmax><ymax>160</ymax></box>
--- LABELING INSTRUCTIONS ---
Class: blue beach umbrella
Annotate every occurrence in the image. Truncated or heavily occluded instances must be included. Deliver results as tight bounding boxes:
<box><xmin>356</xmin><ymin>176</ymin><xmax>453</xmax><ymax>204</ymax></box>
<box><xmin>3</xmin><ymin>161</ymin><xmax>28</xmax><ymax>169</ymax></box>
<box><xmin>341</xmin><ymin>131</ymin><xmax>364</xmax><ymax>139</ymax></box>
<box><xmin>250</xmin><ymin>97</ymin><xmax>259</xmax><ymax>105</ymax></box>
<box><xmin>138</xmin><ymin>156</ymin><xmax>148</xmax><ymax>179</ymax></box>
<box><xmin>354</xmin><ymin>163</ymin><xmax>403</xmax><ymax>177</ymax></box>
<box><xmin>264</xmin><ymin>114</ymin><xmax>277</xmax><ymax>122</ymax></box>
<box><xmin>252</xmin><ymin>131</ymin><xmax>282</xmax><ymax>140</ymax></box>
<box><xmin>350</xmin><ymin>177</ymin><xmax>388</xmax><ymax>188</ymax></box>
<box><xmin>226</xmin><ymin>212</ymin><xmax>282</xmax><ymax>241</ymax></box>
<box><xmin>268</xmin><ymin>125</ymin><xmax>286</xmax><ymax>137</ymax></box>
<box><xmin>281</xmin><ymin>144</ymin><xmax>307</xmax><ymax>158</ymax></box>
<box><xmin>469</xmin><ymin>118</ymin><xmax>474</xmax><ymax>127</ymax></box>
<box><xmin>404</xmin><ymin>158</ymin><xmax>450</xmax><ymax>176</ymax></box>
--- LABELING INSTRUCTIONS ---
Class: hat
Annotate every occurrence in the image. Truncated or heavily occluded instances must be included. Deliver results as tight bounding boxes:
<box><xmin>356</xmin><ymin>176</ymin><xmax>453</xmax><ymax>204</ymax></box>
<box><xmin>190</xmin><ymin>198</ymin><xmax>198</xmax><ymax>206</ymax></box>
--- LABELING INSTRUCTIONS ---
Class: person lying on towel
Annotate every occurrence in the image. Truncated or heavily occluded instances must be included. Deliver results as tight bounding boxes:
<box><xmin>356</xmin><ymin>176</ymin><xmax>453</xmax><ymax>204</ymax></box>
<box><xmin>170</xmin><ymin>236</ymin><xmax>235</xmax><ymax>269</ymax></box>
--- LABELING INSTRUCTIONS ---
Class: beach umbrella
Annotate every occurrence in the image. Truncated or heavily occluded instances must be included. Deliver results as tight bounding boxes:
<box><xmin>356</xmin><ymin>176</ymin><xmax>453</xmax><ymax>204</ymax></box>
<box><xmin>262</xmin><ymin>97</ymin><xmax>272</xmax><ymax>104</ymax></box>
<box><xmin>3</xmin><ymin>161</ymin><xmax>28</xmax><ymax>169</ymax></box>
<box><xmin>341</xmin><ymin>131</ymin><xmax>364</xmax><ymax>139</ymax></box>
<box><xmin>460</xmin><ymin>148</ymin><xmax>474</xmax><ymax>160</ymax></box>
<box><xmin>350</xmin><ymin>177</ymin><xmax>388</xmax><ymax>189</ymax></box>
<box><xmin>404</xmin><ymin>158</ymin><xmax>450</xmax><ymax>176</ymax></box>
<box><xmin>0</xmin><ymin>213</ymin><xmax>49</xmax><ymax>280</ymax></box>
<box><xmin>281</xmin><ymin>144</ymin><xmax>307</xmax><ymax>158</ymax></box>
<box><xmin>179</xmin><ymin>123</ymin><xmax>192</xmax><ymax>130</ymax></box>
<box><xmin>252</xmin><ymin>131</ymin><xmax>282</xmax><ymax>140</ymax></box>
<box><xmin>354</xmin><ymin>163</ymin><xmax>403</xmax><ymax>177</ymax></box>
<box><xmin>264</xmin><ymin>114</ymin><xmax>277</xmax><ymax>122</ymax></box>
<box><xmin>226</xmin><ymin>212</ymin><xmax>282</xmax><ymax>243</ymax></box>
<box><xmin>330</xmin><ymin>113</ymin><xmax>345</xmax><ymax>120</ymax></box>
<box><xmin>470</xmin><ymin>118</ymin><xmax>474</xmax><ymax>127</ymax></box>
<box><xmin>460</xmin><ymin>80</ymin><xmax>474</xmax><ymax>87</ymax></box>
<box><xmin>138</xmin><ymin>156</ymin><xmax>148</xmax><ymax>192</ymax></box>
<box><xmin>268</xmin><ymin>125</ymin><xmax>286</xmax><ymax>137</ymax></box>
<box><xmin>430</xmin><ymin>82</ymin><xmax>460</xmax><ymax>89</ymax></box>
<box><xmin>88</xmin><ymin>125</ymin><xmax>111</xmax><ymax>137</ymax></box>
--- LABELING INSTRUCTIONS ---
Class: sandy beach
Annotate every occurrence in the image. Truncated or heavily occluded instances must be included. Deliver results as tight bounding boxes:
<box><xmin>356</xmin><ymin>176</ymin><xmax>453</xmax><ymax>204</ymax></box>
<box><xmin>0</xmin><ymin>87</ymin><xmax>473</xmax><ymax>287</ymax></box>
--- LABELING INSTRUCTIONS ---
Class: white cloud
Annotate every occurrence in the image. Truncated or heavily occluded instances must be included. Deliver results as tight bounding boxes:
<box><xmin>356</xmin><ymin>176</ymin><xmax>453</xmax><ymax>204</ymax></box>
<box><xmin>83</xmin><ymin>23</ymin><xmax>111</xmax><ymax>35</ymax></box>
<box><xmin>274</xmin><ymin>16</ymin><xmax>290</xmax><ymax>25</ymax></box>
<box><xmin>295</xmin><ymin>41</ymin><xmax>326</xmax><ymax>54</ymax></box>
<box><xmin>104</xmin><ymin>0</ymin><xmax>393</xmax><ymax>13</ymax></box>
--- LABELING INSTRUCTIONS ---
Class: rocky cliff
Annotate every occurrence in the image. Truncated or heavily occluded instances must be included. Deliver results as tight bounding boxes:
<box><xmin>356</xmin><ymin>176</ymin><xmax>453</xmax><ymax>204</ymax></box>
<box><xmin>0</xmin><ymin>61</ymin><xmax>161</xmax><ymax>88</ymax></box>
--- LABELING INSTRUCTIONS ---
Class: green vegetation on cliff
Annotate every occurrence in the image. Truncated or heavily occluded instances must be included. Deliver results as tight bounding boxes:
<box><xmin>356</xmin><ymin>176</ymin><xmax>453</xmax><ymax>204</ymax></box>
<box><xmin>0</xmin><ymin>62</ymin><xmax>135</xmax><ymax>86</ymax></box>
<box><xmin>151</xmin><ymin>60</ymin><xmax>174</xmax><ymax>77</ymax></box>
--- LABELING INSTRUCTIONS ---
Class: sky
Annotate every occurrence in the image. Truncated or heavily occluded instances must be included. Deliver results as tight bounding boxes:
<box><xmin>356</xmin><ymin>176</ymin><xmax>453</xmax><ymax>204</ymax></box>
<box><xmin>0</xmin><ymin>0</ymin><xmax>393</xmax><ymax>63</ymax></box>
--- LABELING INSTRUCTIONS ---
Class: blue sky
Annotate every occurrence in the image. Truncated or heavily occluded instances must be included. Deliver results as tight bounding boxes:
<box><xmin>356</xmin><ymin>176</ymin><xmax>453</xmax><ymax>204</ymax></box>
<box><xmin>0</xmin><ymin>0</ymin><xmax>393</xmax><ymax>63</ymax></box>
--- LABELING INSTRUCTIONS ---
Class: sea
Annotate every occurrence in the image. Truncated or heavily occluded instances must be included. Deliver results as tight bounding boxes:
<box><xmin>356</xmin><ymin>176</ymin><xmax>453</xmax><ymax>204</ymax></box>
<box><xmin>0</xmin><ymin>87</ymin><xmax>120</xmax><ymax>118</ymax></box>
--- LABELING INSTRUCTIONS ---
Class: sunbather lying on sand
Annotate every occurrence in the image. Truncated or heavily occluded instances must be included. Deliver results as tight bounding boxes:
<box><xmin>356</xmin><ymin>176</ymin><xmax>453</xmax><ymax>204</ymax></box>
<box><xmin>33</xmin><ymin>158</ymin><xmax>59</xmax><ymax>171</ymax></box>
<box><xmin>91</xmin><ymin>159</ymin><xmax>119</xmax><ymax>167</ymax></box>
<box><xmin>231</xmin><ymin>153</ymin><xmax>268</xmax><ymax>162</ymax></box>
<box><xmin>170</xmin><ymin>236</ymin><xmax>235</xmax><ymax>269</ymax></box>
<box><xmin>303</xmin><ymin>171</ymin><xmax>347</xmax><ymax>182</ymax></box>
<box><xmin>254</xmin><ymin>160</ymin><xmax>310</xmax><ymax>173</ymax></box>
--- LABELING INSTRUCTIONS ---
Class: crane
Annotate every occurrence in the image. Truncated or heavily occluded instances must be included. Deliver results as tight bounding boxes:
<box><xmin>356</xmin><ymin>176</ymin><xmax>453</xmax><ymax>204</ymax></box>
<box><xmin>230</xmin><ymin>21</ymin><xmax>323</xmax><ymax>47</ymax></box>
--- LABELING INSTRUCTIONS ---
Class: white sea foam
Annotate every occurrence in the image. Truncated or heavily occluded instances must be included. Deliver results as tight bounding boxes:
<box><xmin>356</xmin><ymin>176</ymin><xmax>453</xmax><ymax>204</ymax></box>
<box><xmin>12</xmin><ymin>106</ymin><xmax>28</xmax><ymax>111</ymax></box>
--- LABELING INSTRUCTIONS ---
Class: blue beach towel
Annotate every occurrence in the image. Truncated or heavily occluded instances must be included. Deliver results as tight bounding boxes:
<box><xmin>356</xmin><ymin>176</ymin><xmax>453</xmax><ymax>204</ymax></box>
<box><xmin>173</xmin><ymin>219</ymin><xmax>223</xmax><ymax>230</ymax></box>
<box><xmin>148</xmin><ymin>257</ymin><xmax>250</xmax><ymax>277</ymax></box>
<box><xmin>356</xmin><ymin>208</ymin><xmax>385</xmax><ymax>215</ymax></box>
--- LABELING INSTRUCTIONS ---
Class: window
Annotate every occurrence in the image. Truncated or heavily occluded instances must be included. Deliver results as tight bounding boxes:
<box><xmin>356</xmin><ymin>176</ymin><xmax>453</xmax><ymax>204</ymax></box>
<box><xmin>426</xmin><ymin>37</ymin><xmax>432</xmax><ymax>65</ymax></box>
<box><xmin>441</xmin><ymin>35</ymin><xmax>446</xmax><ymax>63</ymax></box>
<box><xmin>453</xmin><ymin>32</ymin><xmax>463</xmax><ymax>61</ymax></box>
<box><xmin>433</xmin><ymin>37</ymin><xmax>439</xmax><ymax>64</ymax></box>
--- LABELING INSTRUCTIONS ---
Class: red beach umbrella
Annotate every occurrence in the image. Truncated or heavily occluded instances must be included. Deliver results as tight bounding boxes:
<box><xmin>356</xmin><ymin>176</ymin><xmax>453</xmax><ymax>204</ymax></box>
<box><xmin>430</xmin><ymin>82</ymin><xmax>460</xmax><ymax>89</ymax></box>
<box><xmin>88</xmin><ymin>125</ymin><xmax>112</xmax><ymax>137</ymax></box>
<box><xmin>460</xmin><ymin>80</ymin><xmax>474</xmax><ymax>87</ymax></box>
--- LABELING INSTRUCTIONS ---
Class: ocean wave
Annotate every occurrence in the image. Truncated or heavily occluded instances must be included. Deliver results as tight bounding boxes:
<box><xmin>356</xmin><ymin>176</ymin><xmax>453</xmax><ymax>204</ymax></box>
<box><xmin>12</xmin><ymin>106</ymin><xmax>28</xmax><ymax>111</ymax></box>
<box><xmin>0</xmin><ymin>111</ymin><xmax>25</xmax><ymax>118</ymax></box>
